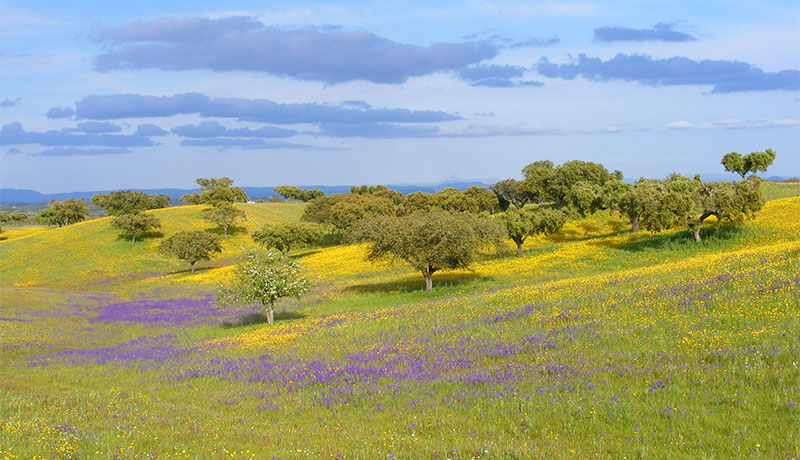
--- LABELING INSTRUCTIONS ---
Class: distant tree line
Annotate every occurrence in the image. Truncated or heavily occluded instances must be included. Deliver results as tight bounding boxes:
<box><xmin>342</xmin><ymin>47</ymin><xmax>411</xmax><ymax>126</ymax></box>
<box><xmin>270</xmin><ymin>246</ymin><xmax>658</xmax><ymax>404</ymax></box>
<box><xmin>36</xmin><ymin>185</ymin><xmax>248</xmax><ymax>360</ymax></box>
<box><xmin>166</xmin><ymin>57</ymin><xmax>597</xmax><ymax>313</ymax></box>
<box><xmin>25</xmin><ymin>147</ymin><xmax>775</xmax><ymax>294</ymax></box>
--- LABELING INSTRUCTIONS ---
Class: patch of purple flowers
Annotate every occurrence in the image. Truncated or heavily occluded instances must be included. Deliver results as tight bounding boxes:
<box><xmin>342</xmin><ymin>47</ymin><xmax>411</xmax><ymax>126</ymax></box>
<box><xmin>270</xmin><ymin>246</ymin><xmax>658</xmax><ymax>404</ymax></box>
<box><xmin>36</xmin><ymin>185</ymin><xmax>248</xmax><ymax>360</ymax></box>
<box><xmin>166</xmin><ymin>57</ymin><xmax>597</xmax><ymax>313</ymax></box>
<box><xmin>89</xmin><ymin>294</ymin><xmax>261</xmax><ymax>326</ymax></box>
<box><xmin>30</xmin><ymin>334</ymin><xmax>187</xmax><ymax>366</ymax></box>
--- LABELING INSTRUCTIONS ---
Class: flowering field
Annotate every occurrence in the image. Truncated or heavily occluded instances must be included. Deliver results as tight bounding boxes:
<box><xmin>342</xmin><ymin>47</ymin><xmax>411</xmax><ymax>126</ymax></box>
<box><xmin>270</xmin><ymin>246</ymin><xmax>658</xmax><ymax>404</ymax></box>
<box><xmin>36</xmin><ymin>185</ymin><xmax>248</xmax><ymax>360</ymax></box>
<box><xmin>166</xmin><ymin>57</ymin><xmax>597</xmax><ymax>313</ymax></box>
<box><xmin>1</xmin><ymin>198</ymin><xmax>798</xmax><ymax>458</ymax></box>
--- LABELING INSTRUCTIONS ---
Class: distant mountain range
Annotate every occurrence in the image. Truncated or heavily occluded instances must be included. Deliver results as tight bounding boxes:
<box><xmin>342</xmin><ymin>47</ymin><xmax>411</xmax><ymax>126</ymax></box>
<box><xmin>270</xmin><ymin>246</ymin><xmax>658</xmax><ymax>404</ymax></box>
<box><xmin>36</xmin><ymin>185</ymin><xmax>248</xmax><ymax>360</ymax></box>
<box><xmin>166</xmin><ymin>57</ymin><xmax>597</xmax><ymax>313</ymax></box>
<box><xmin>0</xmin><ymin>182</ymin><xmax>491</xmax><ymax>205</ymax></box>
<box><xmin>1</xmin><ymin>176</ymin><xmax>792</xmax><ymax>205</ymax></box>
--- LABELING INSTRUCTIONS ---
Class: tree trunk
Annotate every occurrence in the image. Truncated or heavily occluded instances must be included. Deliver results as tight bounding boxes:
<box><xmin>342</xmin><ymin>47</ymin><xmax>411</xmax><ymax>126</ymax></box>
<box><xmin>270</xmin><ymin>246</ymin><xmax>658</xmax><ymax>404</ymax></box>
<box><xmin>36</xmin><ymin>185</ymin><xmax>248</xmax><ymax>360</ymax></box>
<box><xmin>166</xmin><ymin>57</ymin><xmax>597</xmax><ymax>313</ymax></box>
<box><xmin>223</xmin><ymin>225</ymin><xmax>228</xmax><ymax>240</ymax></box>
<box><xmin>631</xmin><ymin>214</ymin><xmax>640</xmax><ymax>233</ymax></box>
<box><xmin>516</xmin><ymin>242</ymin><xmax>524</xmax><ymax>258</ymax></box>
<box><xmin>693</xmin><ymin>229</ymin><xmax>702</xmax><ymax>242</ymax></box>
<box><xmin>423</xmin><ymin>272</ymin><xmax>433</xmax><ymax>292</ymax></box>
<box><xmin>190</xmin><ymin>261</ymin><xmax>196</xmax><ymax>274</ymax></box>
<box><xmin>131</xmin><ymin>235</ymin><xmax>136</xmax><ymax>244</ymax></box>
<box><xmin>267</xmin><ymin>302</ymin><xmax>274</xmax><ymax>325</ymax></box>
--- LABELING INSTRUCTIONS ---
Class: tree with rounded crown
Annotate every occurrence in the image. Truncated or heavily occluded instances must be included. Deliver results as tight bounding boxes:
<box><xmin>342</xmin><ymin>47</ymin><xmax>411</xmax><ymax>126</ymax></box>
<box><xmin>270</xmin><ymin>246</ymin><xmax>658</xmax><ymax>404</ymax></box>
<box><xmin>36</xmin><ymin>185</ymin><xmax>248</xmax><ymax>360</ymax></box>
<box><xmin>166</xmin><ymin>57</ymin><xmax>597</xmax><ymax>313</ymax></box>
<box><xmin>463</xmin><ymin>185</ymin><xmax>500</xmax><ymax>214</ymax></box>
<box><xmin>158</xmin><ymin>231</ymin><xmax>222</xmax><ymax>274</ymax></box>
<box><xmin>617</xmin><ymin>179</ymin><xmax>664</xmax><ymax>232</ymax></box>
<box><xmin>36</xmin><ymin>199</ymin><xmax>91</xmax><ymax>227</ymax></box>
<box><xmin>181</xmin><ymin>177</ymin><xmax>247</xmax><ymax>205</ymax></box>
<box><xmin>503</xmin><ymin>208</ymin><xmax>567</xmax><ymax>257</ymax></box>
<box><xmin>112</xmin><ymin>213</ymin><xmax>161</xmax><ymax>243</ymax></box>
<box><xmin>216</xmin><ymin>250</ymin><xmax>308</xmax><ymax>325</ymax></box>
<box><xmin>92</xmin><ymin>190</ymin><xmax>170</xmax><ymax>216</ymax></box>
<box><xmin>351</xmin><ymin>209</ymin><xmax>504</xmax><ymax>291</ymax></box>
<box><xmin>639</xmin><ymin>174</ymin><xmax>764</xmax><ymax>242</ymax></box>
<box><xmin>202</xmin><ymin>202</ymin><xmax>246</xmax><ymax>239</ymax></box>
<box><xmin>252</xmin><ymin>222</ymin><xmax>323</xmax><ymax>254</ymax></box>
<box><xmin>8</xmin><ymin>211</ymin><xmax>27</xmax><ymax>226</ymax></box>
<box><xmin>490</xmin><ymin>179</ymin><xmax>528</xmax><ymax>211</ymax></box>
<box><xmin>722</xmin><ymin>149</ymin><xmax>776</xmax><ymax>178</ymax></box>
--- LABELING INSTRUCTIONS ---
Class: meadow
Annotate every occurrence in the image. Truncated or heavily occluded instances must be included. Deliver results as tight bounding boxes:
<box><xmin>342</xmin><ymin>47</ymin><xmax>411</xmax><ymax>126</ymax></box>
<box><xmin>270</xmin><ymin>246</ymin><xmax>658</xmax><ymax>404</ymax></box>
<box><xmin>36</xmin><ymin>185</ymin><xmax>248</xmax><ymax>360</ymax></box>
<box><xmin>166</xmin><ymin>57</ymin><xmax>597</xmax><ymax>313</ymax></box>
<box><xmin>0</xmin><ymin>187</ymin><xmax>798</xmax><ymax>459</ymax></box>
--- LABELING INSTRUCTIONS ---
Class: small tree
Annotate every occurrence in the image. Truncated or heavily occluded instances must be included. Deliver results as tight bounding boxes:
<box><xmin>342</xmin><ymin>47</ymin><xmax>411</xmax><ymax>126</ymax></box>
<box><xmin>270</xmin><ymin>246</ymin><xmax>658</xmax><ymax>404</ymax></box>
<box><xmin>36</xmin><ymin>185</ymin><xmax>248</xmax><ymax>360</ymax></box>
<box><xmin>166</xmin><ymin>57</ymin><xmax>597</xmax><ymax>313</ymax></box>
<box><xmin>181</xmin><ymin>177</ymin><xmax>247</xmax><ymax>205</ymax></box>
<box><xmin>617</xmin><ymin>179</ymin><xmax>664</xmax><ymax>232</ymax></box>
<box><xmin>0</xmin><ymin>211</ymin><xmax>26</xmax><ymax>226</ymax></box>
<box><xmin>216</xmin><ymin>250</ymin><xmax>308</xmax><ymax>325</ymax></box>
<box><xmin>491</xmin><ymin>179</ymin><xmax>528</xmax><ymax>211</ymax></box>
<box><xmin>9</xmin><ymin>212</ymin><xmax>27</xmax><ymax>226</ymax></box>
<box><xmin>328</xmin><ymin>194</ymin><xmax>396</xmax><ymax>231</ymax></box>
<box><xmin>722</xmin><ymin>149</ymin><xmax>776</xmax><ymax>178</ymax></box>
<box><xmin>92</xmin><ymin>190</ymin><xmax>170</xmax><ymax>216</ymax></box>
<box><xmin>202</xmin><ymin>202</ymin><xmax>246</xmax><ymax>239</ymax></box>
<box><xmin>275</xmin><ymin>185</ymin><xmax>325</xmax><ymax>202</ymax></box>
<box><xmin>36</xmin><ymin>199</ymin><xmax>91</xmax><ymax>227</ymax></box>
<box><xmin>463</xmin><ymin>185</ymin><xmax>500</xmax><ymax>214</ymax></box>
<box><xmin>112</xmin><ymin>213</ymin><xmax>161</xmax><ymax>243</ymax></box>
<box><xmin>640</xmin><ymin>175</ymin><xmax>765</xmax><ymax>242</ymax></box>
<box><xmin>252</xmin><ymin>222</ymin><xmax>324</xmax><ymax>254</ymax></box>
<box><xmin>503</xmin><ymin>208</ymin><xmax>567</xmax><ymax>257</ymax></box>
<box><xmin>158</xmin><ymin>231</ymin><xmax>222</xmax><ymax>274</ymax></box>
<box><xmin>351</xmin><ymin>209</ymin><xmax>504</xmax><ymax>291</ymax></box>
<box><xmin>430</xmin><ymin>188</ymin><xmax>480</xmax><ymax>213</ymax></box>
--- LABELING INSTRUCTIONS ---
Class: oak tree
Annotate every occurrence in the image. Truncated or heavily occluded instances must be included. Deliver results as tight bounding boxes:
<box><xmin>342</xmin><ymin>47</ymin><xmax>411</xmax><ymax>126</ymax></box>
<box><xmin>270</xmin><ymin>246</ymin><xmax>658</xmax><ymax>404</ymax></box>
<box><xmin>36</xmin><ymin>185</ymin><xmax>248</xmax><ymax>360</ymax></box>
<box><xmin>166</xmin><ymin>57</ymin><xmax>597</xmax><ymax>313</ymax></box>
<box><xmin>351</xmin><ymin>209</ymin><xmax>504</xmax><ymax>291</ymax></box>
<box><xmin>252</xmin><ymin>222</ymin><xmax>324</xmax><ymax>254</ymax></box>
<box><xmin>158</xmin><ymin>231</ymin><xmax>222</xmax><ymax>274</ymax></box>
<box><xmin>202</xmin><ymin>202</ymin><xmax>246</xmax><ymax>239</ymax></box>
<box><xmin>112</xmin><ymin>213</ymin><xmax>161</xmax><ymax>243</ymax></box>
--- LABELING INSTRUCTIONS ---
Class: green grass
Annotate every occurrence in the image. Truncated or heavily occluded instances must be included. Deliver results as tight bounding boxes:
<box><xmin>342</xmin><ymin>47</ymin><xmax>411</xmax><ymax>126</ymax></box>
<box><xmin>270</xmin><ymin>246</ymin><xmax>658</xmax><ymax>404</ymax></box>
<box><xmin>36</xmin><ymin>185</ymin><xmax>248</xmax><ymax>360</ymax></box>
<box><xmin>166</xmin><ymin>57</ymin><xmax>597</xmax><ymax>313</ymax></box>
<box><xmin>0</xmin><ymin>202</ymin><xmax>306</xmax><ymax>288</ymax></box>
<box><xmin>760</xmin><ymin>180</ymin><xmax>800</xmax><ymax>201</ymax></box>
<box><xmin>0</xmin><ymin>199</ymin><xmax>798</xmax><ymax>459</ymax></box>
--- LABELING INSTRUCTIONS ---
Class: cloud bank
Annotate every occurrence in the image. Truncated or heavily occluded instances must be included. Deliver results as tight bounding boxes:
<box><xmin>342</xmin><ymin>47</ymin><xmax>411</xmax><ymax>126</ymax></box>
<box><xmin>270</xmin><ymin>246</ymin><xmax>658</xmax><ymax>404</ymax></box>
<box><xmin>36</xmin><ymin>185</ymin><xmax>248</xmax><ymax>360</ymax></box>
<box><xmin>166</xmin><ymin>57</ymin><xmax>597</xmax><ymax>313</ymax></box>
<box><xmin>455</xmin><ymin>64</ymin><xmax>543</xmax><ymax>87</ymax></box>
<box><xmin>171</xmin><ymin>120</ymin><xmax>296</xmax><ymax>138</ymax></box>
<box><xmin>75</xmin><ymin>121</ymin><xmax>122</xmax><ymax>133</ymax></box>
<box><xmin>63</xmin><ymin>92</ymin><xmax>460</xmax><ymax>124</ymax></box>
<box><xmin>135</xmin><ymin>124</ymin><xmax>169</xmax><ymax>136</ymax></box>
<box><xmin>33</xmin><ymin>147</ymin><xmax>133</xmax><ymax>156</ymax></box>
<box><xmin>88</xmin><ymin>16</ymin><xmax>498</xmax><ymax>84</ymax></box>
<box><xmin>536</xmin><ymin>53</ymin><xmax>800</xmax><ymax>93</ymax></box>
<box><xmin>0</xmin><ymin>122</ymin><xmax>155</xmax><ymax>147</ymax></box>
<box><xmin>594</xmin><ymin>22</ymin><xmax>696</xmax><ymax>42</ymax></box>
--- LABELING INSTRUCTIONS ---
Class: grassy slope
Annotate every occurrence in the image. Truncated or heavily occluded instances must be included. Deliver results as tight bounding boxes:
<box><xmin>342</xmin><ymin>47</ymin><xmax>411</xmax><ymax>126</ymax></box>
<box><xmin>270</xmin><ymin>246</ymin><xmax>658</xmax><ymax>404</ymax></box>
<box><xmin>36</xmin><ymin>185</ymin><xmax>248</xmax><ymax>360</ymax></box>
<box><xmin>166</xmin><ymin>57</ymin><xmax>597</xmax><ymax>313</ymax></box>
<box><xmin>761</xmin><ymin>180</ymin><xmax>800</xmax><ymax>201</ymax></box>
<box><xmin>0</xmin><ymin>198</ymin><xmax>798</xmax><ymax>458</ymax></box>
<box><xmin>0</xmin><ymin>202</ymin><xmax>305</xmax><ymax>288</ymax></box>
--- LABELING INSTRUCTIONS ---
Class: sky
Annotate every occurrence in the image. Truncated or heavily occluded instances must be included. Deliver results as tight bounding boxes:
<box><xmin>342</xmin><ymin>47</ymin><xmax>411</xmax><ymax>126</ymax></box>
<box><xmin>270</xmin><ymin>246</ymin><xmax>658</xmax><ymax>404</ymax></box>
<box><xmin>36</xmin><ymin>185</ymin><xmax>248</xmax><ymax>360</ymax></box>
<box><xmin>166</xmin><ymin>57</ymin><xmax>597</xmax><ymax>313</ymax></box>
<box><xmin>0</xmin><ymin>0</ymin><xmax>798</xmax><ymax>193</ymax></box>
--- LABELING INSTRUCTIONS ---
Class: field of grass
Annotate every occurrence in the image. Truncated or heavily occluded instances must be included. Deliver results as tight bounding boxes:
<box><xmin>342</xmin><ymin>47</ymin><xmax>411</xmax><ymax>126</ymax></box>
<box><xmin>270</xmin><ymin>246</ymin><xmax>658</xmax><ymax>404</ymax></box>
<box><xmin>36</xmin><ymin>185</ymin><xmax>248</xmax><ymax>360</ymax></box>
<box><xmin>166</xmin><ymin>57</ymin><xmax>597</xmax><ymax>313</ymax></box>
<box><xmin>760</xmin><ymin>180</ymin><xmax>800</xmax><ymax>201</ymax></box>
<box><xmin>1</xmin><ymin>197</ymin><xmax>798</xmax><ymax>459</ymax></box>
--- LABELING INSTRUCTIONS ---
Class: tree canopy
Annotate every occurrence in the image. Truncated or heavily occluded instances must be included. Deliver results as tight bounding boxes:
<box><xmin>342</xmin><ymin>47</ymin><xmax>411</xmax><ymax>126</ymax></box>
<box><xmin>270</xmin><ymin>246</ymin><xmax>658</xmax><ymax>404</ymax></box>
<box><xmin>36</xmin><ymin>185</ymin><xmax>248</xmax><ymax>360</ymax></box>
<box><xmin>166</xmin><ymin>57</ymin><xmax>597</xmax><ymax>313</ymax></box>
<box><xmin>617</xmin><ymin>179</ymin><xmax>663</xmax><ymax>232</ymax></box>
<box><xmin>158</xmin><ymin>231</ymin><xmax>223</xmax><ymax>274</ymax></box>
<box><xmin>252</xmin><ymin>222</ymin><xmax>324</xmax><ymax>254</ymax></box>
<box><xmin>91</xmin><ymin>191</ymin><xmax>170</xmax><ymax>216</ymax></box>
<box><xmin>303</xmin><ymin>193</ymin><xmax>396</xmax><ymax>231</ymax></box>
<box><xmin>216</xmin><ymin>250</ymin><xmax>308</xmax><ymax>325</ymax></box>
<box><xmin>637</xmin><ymin>175</ymin><xmax>764</xmax><ymax>241</ymax></box>
<box><xmin>201</xmin><ymin>202</ymin><xmax>246</xmax><ymax>239</ymax></box>
<box><xmin>351</xmin><ymin>209</ymin><xmax>504</xmax><ymax>291</ymax></box>
<box><xmin>491</xmin><ymin>179</ymin><xmax>528</xmax><ymax>211</ymax></box>
<box><xmin>721</xmin><ymin>149</ymin><xmax>776</xmax><ymax>178</ymax></box>
<box><xmin>35</xmin><ymin>199</ymin><xmax>91</xmax><ymax>227</ymax></box>
<box><xmin>181</xmin><ymin>177</ymin><xmax>248</xmax><ymax>205</ymax></box>
<box><xmin>0</xmin><ymin>211</ymin><xmax>26</xmax><ymax>226</ymax></box>
<box><xmin>274</xmin><ymin>185</ymin><xmax>325</xmax><ymax>202</ymax></box>
<box><xmin>112</xmin><ymin>213</ymin><xmax>161</xmax><ymax>243</ymax></box>
<box><xmin>503</xmin><ymin>208</ymin><xmax>567</xmax><ymax>257</ymax></box>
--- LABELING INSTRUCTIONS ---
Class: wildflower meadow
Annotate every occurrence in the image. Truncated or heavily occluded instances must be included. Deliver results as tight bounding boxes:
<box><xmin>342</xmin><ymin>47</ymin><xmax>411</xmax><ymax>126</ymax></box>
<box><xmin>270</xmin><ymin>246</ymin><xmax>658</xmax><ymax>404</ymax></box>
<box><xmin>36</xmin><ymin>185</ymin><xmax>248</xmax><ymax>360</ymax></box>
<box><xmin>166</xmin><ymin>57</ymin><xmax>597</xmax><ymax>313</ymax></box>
<box><xmin>1</xmin><ymin>195</ymin><xmax>798</xmax><ymax>459</ymax></box>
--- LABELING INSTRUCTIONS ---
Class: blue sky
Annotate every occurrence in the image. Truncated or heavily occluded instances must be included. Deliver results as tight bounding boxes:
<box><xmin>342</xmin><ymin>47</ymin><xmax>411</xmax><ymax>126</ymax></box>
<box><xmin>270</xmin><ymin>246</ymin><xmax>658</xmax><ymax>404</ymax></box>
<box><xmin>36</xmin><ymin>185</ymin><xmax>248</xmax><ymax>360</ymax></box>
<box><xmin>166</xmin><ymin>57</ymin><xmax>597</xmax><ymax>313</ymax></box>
<box><xmin>1</xmin><ymin>0</ymin><xmax>798</xmax><ymax>193</ymax></box>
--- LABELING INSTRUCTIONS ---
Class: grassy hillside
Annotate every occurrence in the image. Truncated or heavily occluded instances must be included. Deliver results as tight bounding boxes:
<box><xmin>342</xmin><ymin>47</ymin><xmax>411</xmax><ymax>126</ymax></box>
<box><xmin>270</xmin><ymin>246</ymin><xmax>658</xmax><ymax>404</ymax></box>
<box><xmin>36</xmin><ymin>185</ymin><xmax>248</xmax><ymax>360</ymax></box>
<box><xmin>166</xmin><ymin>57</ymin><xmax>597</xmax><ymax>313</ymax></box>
<box><xmin>0</xmin><ymin>202</ymin><xmax>305</xmax><ymax>288</ymax></box>
<box><xmin>761</xmin><ymin>180</ymin><xmax>800</xmax><ymax>201</ymax></box>
<box><xmin>0</xmin><ymin>198</ymin><xmax>797</xmax><ymax>458</ymax></box>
